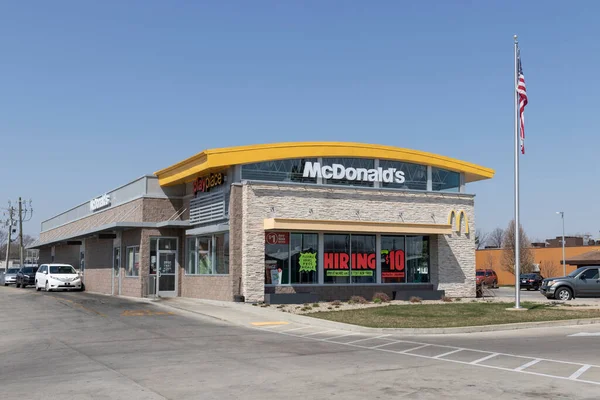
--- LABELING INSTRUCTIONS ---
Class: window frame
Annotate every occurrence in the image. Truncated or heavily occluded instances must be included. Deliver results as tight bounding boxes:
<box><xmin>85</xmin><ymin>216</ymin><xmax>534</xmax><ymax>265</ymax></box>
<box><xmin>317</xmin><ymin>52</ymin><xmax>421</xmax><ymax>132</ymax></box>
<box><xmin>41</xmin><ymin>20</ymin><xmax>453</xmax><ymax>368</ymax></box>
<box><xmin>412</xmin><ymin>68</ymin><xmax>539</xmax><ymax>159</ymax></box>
<box><xmin>185</xmin><ymin>233</ymin><xmax>230</xmax><ymax>276</ymax></box>
<box><xmin>266</xmin><ymin>232</ymin><xmax>430</xmax><ymax>286</ymax></box>
<box><xmin>125</xmin><ymin>246</ymin><xmax>140</xmax><ymax>278</ymax></box>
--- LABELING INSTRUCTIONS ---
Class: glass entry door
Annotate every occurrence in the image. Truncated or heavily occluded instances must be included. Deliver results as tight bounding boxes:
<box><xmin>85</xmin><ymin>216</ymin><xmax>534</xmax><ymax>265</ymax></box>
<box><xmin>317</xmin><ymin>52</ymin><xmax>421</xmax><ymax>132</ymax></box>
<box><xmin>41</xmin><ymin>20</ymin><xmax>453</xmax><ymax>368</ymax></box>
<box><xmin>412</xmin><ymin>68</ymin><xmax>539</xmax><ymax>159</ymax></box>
<box><xmin>158</xmin><ymin>251</ymin><xmax>177</xmax><ymax>296</ymax></box>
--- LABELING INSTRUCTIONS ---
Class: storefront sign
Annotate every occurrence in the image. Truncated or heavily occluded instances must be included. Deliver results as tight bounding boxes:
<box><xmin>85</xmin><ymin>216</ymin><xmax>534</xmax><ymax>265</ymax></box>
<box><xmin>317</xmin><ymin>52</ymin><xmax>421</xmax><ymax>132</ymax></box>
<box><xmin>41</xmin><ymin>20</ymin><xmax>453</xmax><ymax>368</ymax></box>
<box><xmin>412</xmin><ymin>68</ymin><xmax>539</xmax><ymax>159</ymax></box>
<box><xmin>298</xmin><ymin>252</ymin><xmax>317</xmax><ymax>272</ymax></box>
<box><xmin>302</xmin><ymin>162</ymin><xmax>405</xmax><ymax>184</ymax></box>
<box><xmin>265</xmin><ymin>232</ymin><xmax>290</xmax><ymax>245</ymax></box>
<box><xmin>381</xmin><ymin>249</ymin><xmax>405</xmax><ymax>279</ymax></box>
<box><xmin>193</xmin><ymin>172</ymin><xmax>225</xmax><ymax>196</ymax></box>
<box><xmin>324</xmin><ymin>252</ymin><xmax>376</xmax><ymax>270</ymax></box>
<box><xmin>327</xmin><ymin>270</ymin><xmax>374</xmax><ymax>277</ymax></box>
<box><xmin>90</xmin><ymin>194</ymin><xmax>111</xmax><ymax>212</ymax></box>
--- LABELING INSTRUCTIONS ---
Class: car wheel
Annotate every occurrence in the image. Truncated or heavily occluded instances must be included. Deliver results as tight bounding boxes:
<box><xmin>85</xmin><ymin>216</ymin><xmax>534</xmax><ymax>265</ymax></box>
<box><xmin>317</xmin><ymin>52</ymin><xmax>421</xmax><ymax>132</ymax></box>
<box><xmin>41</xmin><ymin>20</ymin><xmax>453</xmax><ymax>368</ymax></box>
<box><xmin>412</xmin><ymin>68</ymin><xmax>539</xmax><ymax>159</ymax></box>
<box><xmin>4</xmin><ymin>283</ymin><xmax>7</xmax><ymax>286</ymax></box>
<box><xmin>36</xmin><ymin>284</ymin><xmax>41</xmax><ymax>291</ymax></box>
<box><xmin>555</xmin><ymin>287</ymin><xmax>573</xmax><ymax>301</ymax></box>
<box><xmin>16</xmin><ymin>282</ymin><xmax>20</xmax><ymax>288</ymax></box>
<box><xmin>45</xmin><ymin>281</ymin><xmax>50</xmax><ymax>292</ymax></box>
<box><xmin>526</xmin><ymin>287</ymin><xmax>531</xmax><ymax>291</ymax></box>
<box><xmin>21</xmin><ymin>283</ymin><xmax>26</xmax><ymax>288</ymax></box>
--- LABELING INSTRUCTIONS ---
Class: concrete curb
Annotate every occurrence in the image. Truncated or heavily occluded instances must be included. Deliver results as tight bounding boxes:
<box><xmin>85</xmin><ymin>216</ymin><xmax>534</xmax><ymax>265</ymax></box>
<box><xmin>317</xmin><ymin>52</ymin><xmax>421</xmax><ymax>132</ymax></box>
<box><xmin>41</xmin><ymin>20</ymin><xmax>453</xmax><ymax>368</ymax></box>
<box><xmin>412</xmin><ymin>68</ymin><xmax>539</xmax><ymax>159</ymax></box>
<box><xmin>83</xmin><ymin>291</ymin><xmax>600</xmax><ymax>335</ymax></box>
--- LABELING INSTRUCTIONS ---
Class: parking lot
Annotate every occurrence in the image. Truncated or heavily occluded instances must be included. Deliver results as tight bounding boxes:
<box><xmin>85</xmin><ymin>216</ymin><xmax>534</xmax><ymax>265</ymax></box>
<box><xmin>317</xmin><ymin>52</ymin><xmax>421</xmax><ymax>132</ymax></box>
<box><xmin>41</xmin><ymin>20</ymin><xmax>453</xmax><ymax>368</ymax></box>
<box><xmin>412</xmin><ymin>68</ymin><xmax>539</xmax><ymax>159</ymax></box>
<box><xmin>2</xmin><ymin>285</ymin><xmax>600</xmax><ymax>399</ymax></box>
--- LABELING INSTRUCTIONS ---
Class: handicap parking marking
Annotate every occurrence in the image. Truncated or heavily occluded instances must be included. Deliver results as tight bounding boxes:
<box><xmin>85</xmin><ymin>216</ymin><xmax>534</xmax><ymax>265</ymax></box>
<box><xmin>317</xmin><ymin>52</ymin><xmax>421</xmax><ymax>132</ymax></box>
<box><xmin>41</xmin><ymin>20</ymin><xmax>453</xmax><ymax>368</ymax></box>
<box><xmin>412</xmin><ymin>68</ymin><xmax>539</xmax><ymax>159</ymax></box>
<box><xmin>253</xmin><ymin>324</ymin><xmax>600</xmax><ymax>386</ymax></box>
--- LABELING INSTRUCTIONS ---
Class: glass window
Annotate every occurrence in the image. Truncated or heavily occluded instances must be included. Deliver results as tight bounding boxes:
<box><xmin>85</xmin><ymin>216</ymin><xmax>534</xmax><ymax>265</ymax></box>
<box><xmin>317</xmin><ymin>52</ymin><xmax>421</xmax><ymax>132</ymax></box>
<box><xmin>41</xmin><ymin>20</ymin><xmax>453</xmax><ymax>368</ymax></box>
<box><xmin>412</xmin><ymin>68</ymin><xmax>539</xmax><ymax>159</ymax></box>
<box><xmin>324</xmin><ymin>234</ymin><xmax>351</xmax><ymax>284</ymax></box>
<box><xmin>159</xmin><ymin>238</ymin><xmax>177</xmax><ymax>251</ymax></box>
<box><xmin>186</xmin><ymin>234</ymin><xmax>230</xmax><ymax>275</ymax></box>
<box><xmin>186</xmin><ymin>238</ymin><xmax>197</xmax><ymax>275</ymax></box>
<box><xmin>432</xmin><ymin>167</ymin><xmax>460</xmax><ymax>192</ymax></box>
<box><xmin>197</xmin><ymin>237</ymin><xmax>212</xmax><ymax>275</ymax></box>
<box><xmin>113</xmin><ymin>247</ymin><xmax>120</xmax><ymax>277</ymax></box>
<box><xmin>290</xmin><ymin>233</ymin><xmax>318</xmax><ymax>284</ymax></box>
<box><xmin>351</xmin><ymin>235</ymin><xmax>376</xmax><ymax>283</ymax></box>
<box><xmin>380</xmin><ymin>160</ymin><xmax>427</xmax><ymax>191</ymax></box>
<box><xmin>126</xmin><ymin>247</ymin><xmax>140</xmax><ymax>277</ymax></box>
<box><xmin>581</xmin><ymin>268</ymin><xmax>599</xmax><ymax>280</ymax></box>
<box><xmin>265</xmin><ymin>234</ymin><xmax>290</xmax><ymax>285</ymax></box>
<box><xmin>150</xmin><ymin>239</ymin><xmax>157</xmax><ymax>275</ymax></box>
<box><xmin>406</xmin><ymin>236</ymin><xmax>430</xmax><ymax>283</ymax></box>
<box><xmin>381</xmin><ymin>236</ymin><xmax>406</xmax><ymax>283</ymax></box>
<box><xmin>49</xmin><ymin>266</ymin><xmax>76</xmax><ymax>274</ymax></box>
<box><xmin>322</xmin><ymin>158</ymin><xmax>375</xmax><ymax>187</ymax></box>
<box><xmin>215</xmin><ymin>233</ymin><xmax>230</xmax><ymax>274</ymax></box>
<box><xmin>241</xmin><ymin>159</ymin><xmax>318</xmax><ymax>183</ymax></box>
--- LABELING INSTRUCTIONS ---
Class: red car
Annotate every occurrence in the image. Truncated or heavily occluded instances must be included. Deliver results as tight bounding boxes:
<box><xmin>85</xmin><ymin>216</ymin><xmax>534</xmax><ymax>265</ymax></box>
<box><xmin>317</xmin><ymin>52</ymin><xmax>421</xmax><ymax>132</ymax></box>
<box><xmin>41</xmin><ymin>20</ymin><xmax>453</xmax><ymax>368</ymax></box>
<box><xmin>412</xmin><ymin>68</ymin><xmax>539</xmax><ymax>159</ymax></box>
<box><xmin>476</xmin><ymin>269</ymin><xmax>498</xmax><ymax>288</ymax></box>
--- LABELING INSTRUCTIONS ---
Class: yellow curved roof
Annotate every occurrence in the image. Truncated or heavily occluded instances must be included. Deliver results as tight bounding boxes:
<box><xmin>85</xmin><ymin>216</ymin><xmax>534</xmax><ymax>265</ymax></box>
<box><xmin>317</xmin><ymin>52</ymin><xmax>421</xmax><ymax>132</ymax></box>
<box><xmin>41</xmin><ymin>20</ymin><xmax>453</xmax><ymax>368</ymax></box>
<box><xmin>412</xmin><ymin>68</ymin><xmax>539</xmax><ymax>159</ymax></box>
<box><xmin>154</xmin><ymin>142</ymin><xmax>494</xmax><ymax>186</ymax></box>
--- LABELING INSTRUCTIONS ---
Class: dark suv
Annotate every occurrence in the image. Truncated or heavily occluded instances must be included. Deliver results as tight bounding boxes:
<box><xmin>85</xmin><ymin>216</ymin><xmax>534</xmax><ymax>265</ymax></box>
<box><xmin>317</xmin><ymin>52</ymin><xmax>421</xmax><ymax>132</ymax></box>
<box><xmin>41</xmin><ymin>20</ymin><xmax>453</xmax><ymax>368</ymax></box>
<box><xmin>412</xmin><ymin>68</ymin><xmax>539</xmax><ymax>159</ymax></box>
<box><xmin>519</xmin><ymin>273</ymin><xmax>544</xmax><ymax>291</ymax></box>
<box><xmin>16</xmin><ymin>266</ymin><xmax>39</xmax><ymax>288</ymax></box>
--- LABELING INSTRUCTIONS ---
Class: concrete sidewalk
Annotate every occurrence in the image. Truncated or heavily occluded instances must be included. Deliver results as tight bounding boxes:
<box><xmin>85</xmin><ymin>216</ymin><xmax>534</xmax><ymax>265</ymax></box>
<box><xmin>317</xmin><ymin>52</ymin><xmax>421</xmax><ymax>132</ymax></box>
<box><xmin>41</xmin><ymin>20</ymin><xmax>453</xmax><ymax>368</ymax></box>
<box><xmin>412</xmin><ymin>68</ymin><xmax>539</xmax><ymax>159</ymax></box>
<box><xmin>148</xmin><ymin>296</ymin><xmax>600</xmax><ymax>335</ymax></box>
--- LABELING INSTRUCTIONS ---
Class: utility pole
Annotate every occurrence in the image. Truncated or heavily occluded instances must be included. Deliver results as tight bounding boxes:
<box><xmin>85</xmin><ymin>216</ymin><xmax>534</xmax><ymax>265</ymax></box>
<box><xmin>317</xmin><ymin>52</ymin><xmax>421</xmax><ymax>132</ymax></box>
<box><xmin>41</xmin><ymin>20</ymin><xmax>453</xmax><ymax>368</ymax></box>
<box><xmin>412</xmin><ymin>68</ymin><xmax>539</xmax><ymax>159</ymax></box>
<box><xmin>18</xmin><ymin>198</ymin><xmax>24</xmax><ymax>268</ymax></box>
<box><xmin>3</xmin><ymin>204</ymin><xmax>15</xmax><ymax>271</ymax></box>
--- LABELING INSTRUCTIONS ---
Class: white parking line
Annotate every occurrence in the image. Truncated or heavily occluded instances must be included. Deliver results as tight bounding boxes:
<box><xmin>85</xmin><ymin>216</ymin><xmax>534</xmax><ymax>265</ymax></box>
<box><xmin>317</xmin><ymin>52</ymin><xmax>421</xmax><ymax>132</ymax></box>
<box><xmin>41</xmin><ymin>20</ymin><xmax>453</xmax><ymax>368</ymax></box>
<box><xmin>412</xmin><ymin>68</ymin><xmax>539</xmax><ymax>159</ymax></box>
<box><xmin>279</xmin><ymin>326</ymin><xmax>312</xmax><ymax>333</ymax></box>
<box><xmin>254</xmin><ymin>325</ymin><xmax>600</xmax><ymax>386</ymax></box>
<box><xmin>300</xmin><ymin>330</ymin><xmax>336</xmax><ymax>337</ymax></box>
<box><xmin>345</xmin><ymin>335</ymin><xmax>390</xmax><ymax>344</ymax></box>
<box><xmin>324</xmin><ymin>333</ymin><xmax>359</xmax><ymax>341</ymax></box>
<box><xmin>398</xmin><ymin>344</ymin><xmax>430</xmax><ymax>353</ymax></box>
<box><xmin>515</xmin><ymin>359</ymin><xmax>541</xmax><ymax>372</ymax></box>
<box><xmin>570</xmin><ymin>365</ymin><xmax>592</xmax><ymax>380</ymax></box>
<box><xmin>433</xmin><ymin>348</ymin><xmax>464</xmax><ymax>359</ymax></box>
<box><xmin>470</xmin><ymin>353</ymin><xmax>499</xmax><ymax>365</ymax></box>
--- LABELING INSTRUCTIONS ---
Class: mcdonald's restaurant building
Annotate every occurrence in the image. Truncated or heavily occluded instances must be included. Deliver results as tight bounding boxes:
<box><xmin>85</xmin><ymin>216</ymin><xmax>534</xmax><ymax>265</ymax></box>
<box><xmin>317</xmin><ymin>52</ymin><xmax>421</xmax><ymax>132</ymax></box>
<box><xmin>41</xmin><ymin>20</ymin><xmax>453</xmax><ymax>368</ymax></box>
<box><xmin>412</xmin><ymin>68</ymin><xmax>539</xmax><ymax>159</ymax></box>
<box><xmin>30</xmin><ymin>142</ymin><xmax>494</xmax><ymax>303</ymax></box>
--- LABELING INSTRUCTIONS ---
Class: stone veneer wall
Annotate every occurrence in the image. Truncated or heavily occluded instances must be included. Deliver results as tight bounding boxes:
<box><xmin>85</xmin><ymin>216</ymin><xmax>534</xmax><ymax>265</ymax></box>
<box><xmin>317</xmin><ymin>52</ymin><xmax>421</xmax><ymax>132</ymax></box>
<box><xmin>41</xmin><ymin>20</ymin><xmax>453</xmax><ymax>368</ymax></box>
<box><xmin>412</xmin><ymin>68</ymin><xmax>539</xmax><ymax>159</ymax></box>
<box><xmin>240</xmin><ymin>182</ymin><xmax>476</xmax><ymax>302</ymax></box>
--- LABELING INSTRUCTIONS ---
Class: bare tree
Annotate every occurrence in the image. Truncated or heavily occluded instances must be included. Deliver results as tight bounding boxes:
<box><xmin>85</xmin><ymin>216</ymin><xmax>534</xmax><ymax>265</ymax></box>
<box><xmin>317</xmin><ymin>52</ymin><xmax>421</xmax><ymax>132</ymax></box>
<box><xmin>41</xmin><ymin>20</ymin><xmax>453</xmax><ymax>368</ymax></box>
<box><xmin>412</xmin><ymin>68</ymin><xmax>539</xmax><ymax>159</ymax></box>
<box><xmin>487</xmin><ymin>228</ymin><xmax>504</xmax><ymax>248</ymax></box>
<box><xmin>538</xmin><ymin>260</ymin><xmax>560</xmax><ymax>278</ymax></box>
<box><xmin>475</xmin><ymin>229</ymin><xmax>489</xmax><ymax>250</ymax></box>
<box><xmin>484</xmin><ymin>253</ymin><xmax>495</xmax><ymax>269</ymax></box>
<box><xmin>0</xmin><ymin>229</ymin><xmax>7</xmax><ymax>260</ymax></box>
<box><xmin>502</xmin><ymin>220</ymin><xmax>535</xmax><ymax>275</ymax></box>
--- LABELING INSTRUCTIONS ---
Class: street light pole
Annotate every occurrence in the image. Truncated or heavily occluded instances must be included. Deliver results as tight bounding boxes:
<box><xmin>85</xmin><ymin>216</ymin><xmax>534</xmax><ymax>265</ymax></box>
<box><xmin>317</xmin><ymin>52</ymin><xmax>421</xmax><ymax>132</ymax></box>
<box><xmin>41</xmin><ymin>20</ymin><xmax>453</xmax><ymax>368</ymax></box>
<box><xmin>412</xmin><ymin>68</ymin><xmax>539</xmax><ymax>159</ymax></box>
<box><xmin>556</xmin><ymin>211</ymin><xmax>565</xmax><ymax>276</ymax></box>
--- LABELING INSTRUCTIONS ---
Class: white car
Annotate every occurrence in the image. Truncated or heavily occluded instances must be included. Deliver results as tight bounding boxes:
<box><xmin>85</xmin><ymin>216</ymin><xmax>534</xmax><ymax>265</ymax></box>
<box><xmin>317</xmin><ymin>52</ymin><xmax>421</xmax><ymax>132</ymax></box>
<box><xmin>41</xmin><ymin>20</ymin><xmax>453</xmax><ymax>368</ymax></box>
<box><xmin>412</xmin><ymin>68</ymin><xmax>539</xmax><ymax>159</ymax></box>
<box><xmin>35</xmin><ymin>264</ymin><xmax>83</xmax><ymax>292</ymax></box>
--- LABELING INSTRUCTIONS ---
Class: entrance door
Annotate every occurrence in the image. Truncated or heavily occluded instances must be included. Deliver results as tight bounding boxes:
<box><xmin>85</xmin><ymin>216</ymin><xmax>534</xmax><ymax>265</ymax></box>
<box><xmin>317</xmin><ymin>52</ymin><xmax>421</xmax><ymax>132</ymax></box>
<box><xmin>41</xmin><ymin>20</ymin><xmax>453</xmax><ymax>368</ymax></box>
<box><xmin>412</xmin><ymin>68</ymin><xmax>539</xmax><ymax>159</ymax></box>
<box><xmin>112</xmin><ymin>246</ymin><xmax>121</xmax><ymax>295</ymax></box>
<box><xmin>158</xmin><ymin>251</ymin><xmax>177</xmax><ymax>297</ymax></box>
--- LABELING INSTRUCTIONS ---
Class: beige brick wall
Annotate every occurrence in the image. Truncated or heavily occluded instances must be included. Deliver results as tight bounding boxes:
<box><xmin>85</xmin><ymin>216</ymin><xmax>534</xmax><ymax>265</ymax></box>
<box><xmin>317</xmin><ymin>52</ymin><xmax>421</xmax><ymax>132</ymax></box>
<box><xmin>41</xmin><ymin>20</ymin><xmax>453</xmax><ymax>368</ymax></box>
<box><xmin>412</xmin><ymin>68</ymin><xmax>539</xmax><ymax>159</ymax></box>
<box><xmin>181</xmin><ymin>276</ymin><xmax>232</xmax><ymax>300</ymax></box>
<box><xmin>84</xmin><ymin>237</ymin><xmax>113</xmax><ymax>294</ymax></box>
<box><xmin>241</xmin><ymin>182</ymin><xmax>476</xmax><ymax>302</ymax></box>
<box><xmin>54</xmin><ymin>244</ymin><xmax>80</xmax><ymax>269</ymax></box>
<box><xmin>142</xmin><ymin>198</ymin><xmax>184</xmax><ymax>222</ymax></box>
<box><xmin>38</xmin><ymin>248</ymin><xmax>52</xmax><ymax>264</ymax></box>
<box><xmin>40</xmin><ymin>199</ymin><xmax>144</xmax><ymax>243</ymax></box>
<box><xmin>229</xmin><ymin>185</ymin><xmax>243</xmax><ymax>299</ymax></box>
<box><xmin>120</xmin><ymin>229</ymin><xmax>142</xmax><ymax>297</ymax></box>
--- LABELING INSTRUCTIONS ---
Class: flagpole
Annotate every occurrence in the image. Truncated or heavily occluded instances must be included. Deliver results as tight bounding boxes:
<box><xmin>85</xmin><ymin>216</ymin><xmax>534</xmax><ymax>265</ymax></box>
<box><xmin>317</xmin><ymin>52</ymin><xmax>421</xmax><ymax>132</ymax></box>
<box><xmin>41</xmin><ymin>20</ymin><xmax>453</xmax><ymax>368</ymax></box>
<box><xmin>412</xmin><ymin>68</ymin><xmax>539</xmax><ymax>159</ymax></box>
<box><xmin>514</xmin><ymin>34</ymin><xmax>521</xmax><ymax>309</ymax></box>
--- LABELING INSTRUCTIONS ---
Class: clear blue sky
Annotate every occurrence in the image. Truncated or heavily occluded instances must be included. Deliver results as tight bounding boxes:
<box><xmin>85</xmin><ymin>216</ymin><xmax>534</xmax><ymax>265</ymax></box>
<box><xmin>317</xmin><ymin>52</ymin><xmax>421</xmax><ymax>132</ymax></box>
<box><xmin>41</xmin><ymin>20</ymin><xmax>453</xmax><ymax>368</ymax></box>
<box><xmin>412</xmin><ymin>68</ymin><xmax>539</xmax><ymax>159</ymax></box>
<box><xmin>2</xmin><ymin>1</ymin><xmax>599</xmax><ymax>242</ymax></box>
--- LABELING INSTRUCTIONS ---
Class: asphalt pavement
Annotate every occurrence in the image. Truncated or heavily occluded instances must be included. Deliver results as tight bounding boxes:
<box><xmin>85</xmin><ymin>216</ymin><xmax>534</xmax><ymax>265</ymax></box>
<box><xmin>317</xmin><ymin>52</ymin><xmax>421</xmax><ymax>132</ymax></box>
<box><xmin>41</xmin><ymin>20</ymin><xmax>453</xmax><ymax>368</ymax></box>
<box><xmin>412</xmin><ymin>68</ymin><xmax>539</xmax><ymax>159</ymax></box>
<box><xmin>2</xmin><ymin>286</ymin><xmax>600</xmax><ymax>399</ymax></box>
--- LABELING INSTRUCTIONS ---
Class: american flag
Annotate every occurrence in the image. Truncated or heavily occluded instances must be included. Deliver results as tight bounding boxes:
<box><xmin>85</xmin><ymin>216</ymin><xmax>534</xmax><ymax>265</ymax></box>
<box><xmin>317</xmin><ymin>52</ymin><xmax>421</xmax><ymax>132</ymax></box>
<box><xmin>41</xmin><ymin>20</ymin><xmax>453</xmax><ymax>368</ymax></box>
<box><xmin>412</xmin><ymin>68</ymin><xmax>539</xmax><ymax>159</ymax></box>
<box><xmin>517</xmin><ymin>49</ymin><xmax>528</xmax><ymax>154</ymax></box>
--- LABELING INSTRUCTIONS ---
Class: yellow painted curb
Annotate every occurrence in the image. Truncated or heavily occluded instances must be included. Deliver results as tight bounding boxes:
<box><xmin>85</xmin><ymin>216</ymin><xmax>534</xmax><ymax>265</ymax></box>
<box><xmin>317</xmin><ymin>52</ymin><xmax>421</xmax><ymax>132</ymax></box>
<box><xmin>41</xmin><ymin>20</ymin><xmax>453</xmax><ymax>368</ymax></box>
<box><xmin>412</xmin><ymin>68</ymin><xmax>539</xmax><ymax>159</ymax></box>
<box><xmin>251</xmin><ymin>321</ymin><xmax>290</xmax><ymax>326</ymax></box>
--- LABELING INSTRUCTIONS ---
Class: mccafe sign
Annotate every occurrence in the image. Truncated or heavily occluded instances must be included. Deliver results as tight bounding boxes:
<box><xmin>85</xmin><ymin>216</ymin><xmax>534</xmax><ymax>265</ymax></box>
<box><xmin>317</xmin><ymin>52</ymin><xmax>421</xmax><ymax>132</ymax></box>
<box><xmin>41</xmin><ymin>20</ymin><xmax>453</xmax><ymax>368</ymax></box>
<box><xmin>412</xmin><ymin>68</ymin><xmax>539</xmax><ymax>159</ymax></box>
<box><xmin>302</xmin><ymin>161</ymin><xmax>405</xmax><ymax>184</ymax></box>
<box><xmin>193</xmin><ymin>172</ymin><xmax>225</xmax><ymax>196</ymax></box>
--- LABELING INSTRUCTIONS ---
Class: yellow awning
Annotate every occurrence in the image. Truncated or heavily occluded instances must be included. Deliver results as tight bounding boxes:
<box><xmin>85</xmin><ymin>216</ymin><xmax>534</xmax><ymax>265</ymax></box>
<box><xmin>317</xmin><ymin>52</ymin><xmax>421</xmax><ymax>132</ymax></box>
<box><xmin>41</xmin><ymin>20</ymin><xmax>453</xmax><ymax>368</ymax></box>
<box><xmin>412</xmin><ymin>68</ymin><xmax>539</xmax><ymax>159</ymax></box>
<box><xmin>263</xmin><ymin>218</ymin><xmax>452</xmax><ymax>235</ymax></box>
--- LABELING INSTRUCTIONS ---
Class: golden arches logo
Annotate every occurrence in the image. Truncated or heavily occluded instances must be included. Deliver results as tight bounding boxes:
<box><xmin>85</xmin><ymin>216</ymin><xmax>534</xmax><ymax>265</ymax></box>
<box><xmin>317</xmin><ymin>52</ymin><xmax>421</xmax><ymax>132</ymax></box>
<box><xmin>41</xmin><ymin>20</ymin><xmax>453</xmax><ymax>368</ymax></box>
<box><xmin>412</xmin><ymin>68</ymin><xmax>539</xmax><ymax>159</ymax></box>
<box><xmin>448</xmin><ymin>209</ymin><xmax>470</xmax><ymax>234</ymax></box>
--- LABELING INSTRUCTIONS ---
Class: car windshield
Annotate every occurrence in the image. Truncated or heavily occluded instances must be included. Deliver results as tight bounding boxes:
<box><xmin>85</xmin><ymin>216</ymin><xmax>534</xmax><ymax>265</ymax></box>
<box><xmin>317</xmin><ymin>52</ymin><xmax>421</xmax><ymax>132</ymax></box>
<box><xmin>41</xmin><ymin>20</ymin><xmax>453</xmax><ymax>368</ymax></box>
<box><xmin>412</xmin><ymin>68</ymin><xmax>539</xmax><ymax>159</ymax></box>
<box><xmin>49</xmin><ymin>266</ymin><xmax>76</xmax><ymax>274</ymax></box>
<box><xmin>568</xmin><ymin>267</ymin><xmax>588</xmax><ymax>278</ymax></box>
<box><xmin>476</xmin><ymin>271</ymin><xmax>485</xmax><ymax>276</ymax></box>
<box><xmin>22</xmin><ymin>267</ymin><xmax>38</xmax><ymax>274</ymax></box>
<box><xmin>7</xmin><ymin>268</ymin><xmax>19</xmax><ymax>274</ymax></box>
